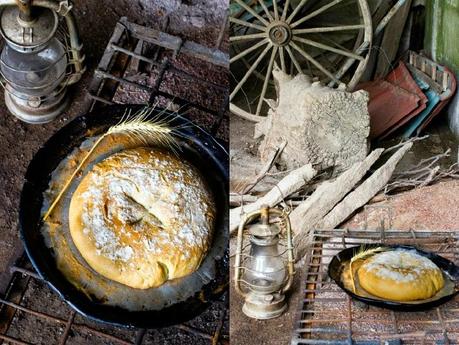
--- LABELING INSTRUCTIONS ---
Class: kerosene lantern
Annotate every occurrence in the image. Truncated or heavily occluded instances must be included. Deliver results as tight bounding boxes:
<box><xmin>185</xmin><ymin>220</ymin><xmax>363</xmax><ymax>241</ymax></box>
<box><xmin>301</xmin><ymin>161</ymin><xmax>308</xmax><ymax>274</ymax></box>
<box><xmin>0</xmin><ymin>0</ymin><xmax>85</xmax><ymax>123</ymax></box>
<box><xmin>234</xmin><ymin>206</ymin><xmax>294</xmax><ymax>319</ymax></box>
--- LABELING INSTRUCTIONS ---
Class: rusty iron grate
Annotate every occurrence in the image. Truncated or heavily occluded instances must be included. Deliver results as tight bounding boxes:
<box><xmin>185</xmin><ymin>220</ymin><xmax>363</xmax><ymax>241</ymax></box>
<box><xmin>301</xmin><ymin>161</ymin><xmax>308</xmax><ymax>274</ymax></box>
<box><xmin>0</xmin><ymin>259</ymin><xmax>228</xmax><ymax>345</ymax></box>
<box><xmin>86</xmin><ymin>16</ymin><xmax>229</xmax><ymax>141</ymax></box>
<box><xmin>291</xmin><ymin>228</ymin><xmax>459</xmax><ymax>345</ymax></box>
<box><xmin>0</xmin><ymin>17</ymin><xmax>229</xmax><ymax>345</ymax></box>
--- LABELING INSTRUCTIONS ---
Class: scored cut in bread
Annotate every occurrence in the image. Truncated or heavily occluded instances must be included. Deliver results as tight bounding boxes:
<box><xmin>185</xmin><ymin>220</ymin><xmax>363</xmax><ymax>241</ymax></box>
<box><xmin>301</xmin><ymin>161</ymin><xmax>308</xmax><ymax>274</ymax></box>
<box><xmin>69</xmin><ymin>148</ymin><xmax>215</xmax><ymax>289</ymax></box>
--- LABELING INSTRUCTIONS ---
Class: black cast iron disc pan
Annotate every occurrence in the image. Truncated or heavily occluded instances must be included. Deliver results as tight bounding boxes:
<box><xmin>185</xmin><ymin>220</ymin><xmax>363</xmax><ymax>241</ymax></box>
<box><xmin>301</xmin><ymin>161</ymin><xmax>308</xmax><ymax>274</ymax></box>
<box><xmin>328</xmin><ymin>243</ymin><xmax>459</xmax><ymax>311</ymax></box>
<box><xmin>19</xmin><ymin>104</ymin><xmax>229</xmax><ymax>328</ymax></box>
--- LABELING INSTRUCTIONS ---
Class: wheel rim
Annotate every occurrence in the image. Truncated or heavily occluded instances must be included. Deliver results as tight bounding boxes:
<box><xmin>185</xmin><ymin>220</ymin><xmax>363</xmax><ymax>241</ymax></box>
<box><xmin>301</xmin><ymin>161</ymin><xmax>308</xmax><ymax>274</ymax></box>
<box><xmin>230</xmin><ymin>0</ymin><xmax>373</xmax><ymax>121</ymax></box>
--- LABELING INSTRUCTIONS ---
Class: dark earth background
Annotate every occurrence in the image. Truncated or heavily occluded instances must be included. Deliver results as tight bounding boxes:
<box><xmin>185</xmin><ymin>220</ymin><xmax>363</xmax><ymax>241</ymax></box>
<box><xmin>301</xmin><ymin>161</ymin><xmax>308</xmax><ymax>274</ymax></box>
<box><xmin>0</xmin><ymin>0</ymin><xmax>227</xmax><ymax>287</ymax></box>
<box><xmin>2</xmin><ymin>0</ymin><xmax>459</xmax><ymax>344</ymax></box>
<box><xmin>0</xmin><ymin>0</ymin><xmax>228</xmax><ymax>344</ymax></box>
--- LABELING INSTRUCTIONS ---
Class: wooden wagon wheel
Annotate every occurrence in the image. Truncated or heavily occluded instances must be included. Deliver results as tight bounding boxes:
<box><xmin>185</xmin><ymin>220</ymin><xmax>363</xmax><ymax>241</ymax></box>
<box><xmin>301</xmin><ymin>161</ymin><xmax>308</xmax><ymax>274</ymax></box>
<box><xmin>230</xmin><ymin>0</ymin><xmax>373</xmax><ymax>122</ymax></box>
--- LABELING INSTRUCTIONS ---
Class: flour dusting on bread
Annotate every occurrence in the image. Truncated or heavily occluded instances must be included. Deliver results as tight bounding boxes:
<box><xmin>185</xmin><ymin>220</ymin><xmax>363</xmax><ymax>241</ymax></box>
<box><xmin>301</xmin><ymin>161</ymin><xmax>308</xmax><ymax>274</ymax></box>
<box><xmin>69</xmin><ymin>148</ymin><xmax>215</xmax><ymax>289</ymax></box>
<box><xmin>362</xmin><ymin>250</ymin><xmax>440</xmax><ymax>282</ymax></box>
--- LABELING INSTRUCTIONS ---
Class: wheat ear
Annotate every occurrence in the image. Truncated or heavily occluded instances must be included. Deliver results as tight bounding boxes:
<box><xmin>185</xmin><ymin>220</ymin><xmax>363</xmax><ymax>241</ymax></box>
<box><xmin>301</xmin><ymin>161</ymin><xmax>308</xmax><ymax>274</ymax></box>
<box><xmin>43</xmin><ymin>106</ymin><xmax>178</xmax><ymax>221</ymax></box>
<box><xmin>349</xmin><ymin>246</ymin><xmax>387</xmax><ymax>293</ymax></box>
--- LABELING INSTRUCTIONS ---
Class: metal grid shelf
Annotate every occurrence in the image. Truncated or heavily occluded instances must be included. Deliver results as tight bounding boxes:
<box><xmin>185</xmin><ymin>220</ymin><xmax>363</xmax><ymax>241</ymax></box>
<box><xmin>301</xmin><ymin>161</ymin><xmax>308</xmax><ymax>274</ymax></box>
<box><xmin>0</xmin><ymin>17</ymin><xmax>229</xmax><ymax>345</ymax></box>
<box><xmin>291</xmin><ymin>228</ymin><xmax>459</xmax><ymax>345</ymax></box>
<box><xmin>0</xmin><ymin>259</ymin><xmax>228</xmax><ymax>345</ymax></box>
<box><xmin>86</xmin><ymin>16</ymin><xmax>229</xmax><ymax>141</ymax></box>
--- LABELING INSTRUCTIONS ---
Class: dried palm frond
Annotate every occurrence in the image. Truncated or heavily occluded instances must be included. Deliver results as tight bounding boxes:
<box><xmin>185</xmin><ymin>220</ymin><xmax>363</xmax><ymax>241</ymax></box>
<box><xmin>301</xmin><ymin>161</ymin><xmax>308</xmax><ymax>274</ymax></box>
<box><xmin>349</xmin><ymin>245</ymin><xmax>388</xmax><ymax>293</ymax></box>
<box><xmin>43</xmin><ymin>106</ymin><xmax>180</xmax><ymax>221</ymax></box>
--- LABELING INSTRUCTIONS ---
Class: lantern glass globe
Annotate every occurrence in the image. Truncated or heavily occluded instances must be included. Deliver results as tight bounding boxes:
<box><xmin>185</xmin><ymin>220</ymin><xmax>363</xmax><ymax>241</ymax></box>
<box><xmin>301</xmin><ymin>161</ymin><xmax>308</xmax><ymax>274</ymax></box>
<box><xmin>244</xmin><ymin>239</ymin><xmax>287</xmax><ymax>293</ymax></box>
<box><xmin>0</xmin><ymin>38</ymin><xmax>67</xmax><ymax>97</ymax></box>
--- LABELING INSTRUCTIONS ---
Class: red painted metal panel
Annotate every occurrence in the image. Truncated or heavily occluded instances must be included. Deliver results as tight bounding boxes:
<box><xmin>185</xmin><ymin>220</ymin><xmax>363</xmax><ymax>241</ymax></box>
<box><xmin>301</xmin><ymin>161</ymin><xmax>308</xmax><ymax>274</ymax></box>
<box><xmin>356</xmin><ymin>79</ymin><xmax>420</xmax><ymax>139</ymax></box>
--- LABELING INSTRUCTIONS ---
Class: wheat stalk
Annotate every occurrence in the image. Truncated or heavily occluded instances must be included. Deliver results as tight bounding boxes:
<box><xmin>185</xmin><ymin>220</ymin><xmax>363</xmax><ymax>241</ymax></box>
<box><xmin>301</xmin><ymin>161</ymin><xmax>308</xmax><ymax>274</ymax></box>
<box><xmin>108</xmin><ymin>106</ymin><xmax>182</xmax><ymax>148</ymax></box>
<box><xmin>42</xmin><ymin>106</ymin><xmax>179</xmax><ymax>221</ymax></box>
<box><xmin>349</xmin><ymin>245</ymin><xmax>388</xmax><ymax>293</ymax></box>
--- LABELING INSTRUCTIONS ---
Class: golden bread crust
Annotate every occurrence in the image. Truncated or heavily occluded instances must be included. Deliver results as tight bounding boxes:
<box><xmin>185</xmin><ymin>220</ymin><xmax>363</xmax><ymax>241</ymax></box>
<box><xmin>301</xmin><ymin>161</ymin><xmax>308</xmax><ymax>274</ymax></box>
<box><xmin>357</xmin><ymin>250</ymin><xmax>444</xmax><ymax>301</ymax></box>
<box><xmin>69</xmin><ymin>148</ymin><xmax>215</xmax><ymax>289</ymax></box>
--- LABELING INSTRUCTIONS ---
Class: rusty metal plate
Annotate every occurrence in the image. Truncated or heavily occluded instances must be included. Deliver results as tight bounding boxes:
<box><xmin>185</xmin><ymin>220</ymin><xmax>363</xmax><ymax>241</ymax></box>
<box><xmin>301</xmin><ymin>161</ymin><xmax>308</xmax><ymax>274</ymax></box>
<box><xmin>356</xmin><ymin>79</ymin><xmax>420</xmax><ymax>139</ymax></box>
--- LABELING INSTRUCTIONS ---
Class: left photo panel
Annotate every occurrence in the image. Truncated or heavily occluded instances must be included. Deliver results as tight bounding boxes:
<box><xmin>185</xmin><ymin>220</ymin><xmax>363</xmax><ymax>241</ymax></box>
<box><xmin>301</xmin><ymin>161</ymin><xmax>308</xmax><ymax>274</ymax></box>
<box><xmin>0</xmin><ymin>0</ymin><xmax>229</xmax><ymax>344</ymax></box>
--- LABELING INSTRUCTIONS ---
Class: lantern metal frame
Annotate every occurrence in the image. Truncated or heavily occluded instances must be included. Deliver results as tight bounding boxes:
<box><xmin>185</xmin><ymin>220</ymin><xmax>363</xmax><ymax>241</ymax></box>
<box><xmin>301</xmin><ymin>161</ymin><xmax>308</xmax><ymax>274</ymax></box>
<box><xmin>0</xmin><ymin>0</ymin><xmax>85</xmax><ymax>123</ymax></box>
<box><xmin>234</xmin><ymin>206</ymin><xmax>295</xmax><ymax>319</ymax></box>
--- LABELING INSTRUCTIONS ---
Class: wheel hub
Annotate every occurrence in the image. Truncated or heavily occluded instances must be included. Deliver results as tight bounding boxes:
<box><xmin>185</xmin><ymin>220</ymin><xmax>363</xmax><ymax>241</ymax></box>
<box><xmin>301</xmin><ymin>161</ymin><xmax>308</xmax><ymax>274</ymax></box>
<box><xmin>268</xmin><ymin>22</ymin><xmax>291</xmax><ymax>46</ymax></box>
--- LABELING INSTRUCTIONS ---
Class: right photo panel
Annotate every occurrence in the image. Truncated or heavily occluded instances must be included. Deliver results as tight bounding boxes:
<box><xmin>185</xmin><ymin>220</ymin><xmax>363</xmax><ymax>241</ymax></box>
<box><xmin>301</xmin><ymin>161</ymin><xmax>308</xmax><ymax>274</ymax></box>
<box><xmin>229</xmin><ymin>0</ymin><xmax>459</xmax><ymax>344</ymax></box>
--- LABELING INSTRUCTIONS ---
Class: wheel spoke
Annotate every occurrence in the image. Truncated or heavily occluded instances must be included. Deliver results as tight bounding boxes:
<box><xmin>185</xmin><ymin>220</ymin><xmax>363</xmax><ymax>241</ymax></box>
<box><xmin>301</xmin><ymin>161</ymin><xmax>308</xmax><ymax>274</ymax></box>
<box><xmin>258</xmin><ymin>0</ymin><xmax>274</xmax><ymax>22</ymax></box>
<box><xmin>230</xmin><ymin>17</ymin><xmax>266</xmax><ymax>31</ymax></box>
<box><xmin>318</xmin><ymin>32</ymin><xmax>355</xmax><ymax>53</ymax></box>
<box><xmin>272</xmin><ymin>0</ymin><xmax>279</xmax><ymax>20</ymax></box>
<box><xmin>292</xmin><ymin>36</ymin><xmax>364</xmax><ymax>61</ymax></box>
<box><xmin>292</xmin><ymin>24</ymin><xmax>365</xmax><ymax>34</ymax></box>
<box><xmin>234</xmin><ymin>0</ymin><xmax>270</xmax><ymax>27</ymax></box>
<box><xmin>281</xmin><ymin>0</ymin><xmax>290</xmax><ymax>21</ymax></box>
<box><xmin>230</xmin><ymin>38</ymin><xmax>269</xmax><ymax>63</ymax></box>
<box><xmin>285</xmin><ymin>45</ymin><xmax>303</xmax><ymax>74</ymax></box>
<box><xmin>316</xmin><ymin>32</ymin><xmax>357</xmax><ymax>61</ymax></box>
<box><xmin>286</xmin><ymin>0</ymin><xmax>311</xmax><ymax>24</ymax></box>
<box><xmin>290</xmin><ymin>41</ymin><xmax>340</xmax><ymax>84</ymax></box>
<box><xmin>230</xmin><ymin>32</ymin><xmax>267</xmax><ymax>42</ymax></box>
<box><xmin>291</xmin><ymin>0</ymin><xmax>345</xmax><ymax>28</ymax></box>
<box><xmin>279</xmin><ymin>46</ymin><xmax>287</xmax><ymax>73</ymax></box>
<box><xmin>230</xmin><ymin>43</ymin><xmax>273</xmax><ymax>100</ymax></box>
<box><xmin>231</xmin><ymin>0</ymin><xmax>373</xmax><ymax>118</ymax></box>
<box><xmin>256</xmin><ymin>46</ymin><xmax>278</xmax><ymax>117</ymax></box>
<box><xmin>331</xmin><ymin>40</ymin><xmax>370</xmax><ymax>86</ymax></box>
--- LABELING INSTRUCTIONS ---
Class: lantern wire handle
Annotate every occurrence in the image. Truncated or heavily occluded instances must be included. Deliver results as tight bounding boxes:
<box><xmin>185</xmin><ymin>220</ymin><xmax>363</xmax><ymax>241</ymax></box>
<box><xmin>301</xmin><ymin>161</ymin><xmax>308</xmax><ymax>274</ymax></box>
<box><xmin>234</xmin><ymin>206</ymin><xmax>295</xmax><ymax>296</ymax></box>
<box><xmin>234</xmin><ymin>211</ymin><xmax>257</xmax><ymax>297</ymax></box>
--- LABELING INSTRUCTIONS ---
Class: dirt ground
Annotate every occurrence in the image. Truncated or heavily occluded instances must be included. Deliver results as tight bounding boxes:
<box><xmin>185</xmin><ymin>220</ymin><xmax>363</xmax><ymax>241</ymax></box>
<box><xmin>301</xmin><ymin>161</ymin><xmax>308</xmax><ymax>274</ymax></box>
<box><xmin>229</xmin><ymin>258</ymin><xmax>304</xmax><ymax>345</ymax></box>
<box><xmin>0</xmin><ymin>0</ymin><xmax>226</xmax><ymax>288</ymax></box>
<box><xmin>344</xmin><ymin>179</ymin><xmax>459</xmax><ymax>230</ymax></box>
<box><xmin>229</xmin><ymin>112</ymin><xmax>459</xmax><ymax>345</ymax></box>
<box><xmin>0</xmin><ymin>1</ymin><xmax>228</xmax><ymax>344</ymax></box>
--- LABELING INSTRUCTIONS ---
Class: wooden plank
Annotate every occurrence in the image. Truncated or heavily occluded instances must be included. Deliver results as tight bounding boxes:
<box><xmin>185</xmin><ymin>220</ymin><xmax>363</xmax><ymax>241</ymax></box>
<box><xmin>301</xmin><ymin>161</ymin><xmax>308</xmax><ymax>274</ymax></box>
<box><xmin>360</xmin><ymin>0</ymin><xmax>393</xmax><ymax>82</ymax></box>
<box><xmin>124</xmin><ymin>20</ymin><xmax>182</xmax><ymax>52</ymax></box>
<box><xmin>181</xmin><ymin>41</ymin><xmax>229</xmax><ymax>68</ymax></box>
<box><xmin>374</xmin><ymin>0</ymin><xmax>413</xmax><ymax>79</ymax></box>
<box><xmin>368</xmin><ymin>0</ymin><xmax>385</xmax><ymax>14</ymax></box>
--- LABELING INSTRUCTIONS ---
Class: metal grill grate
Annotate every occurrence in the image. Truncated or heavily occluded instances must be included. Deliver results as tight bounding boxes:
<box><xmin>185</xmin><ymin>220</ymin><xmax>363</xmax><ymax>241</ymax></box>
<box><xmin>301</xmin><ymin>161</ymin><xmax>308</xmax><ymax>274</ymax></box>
<box><xmin>0</xmin><ymin>17</ymin><xmax>229</xmax><ymax>345</ymax></box>
<box><xmin>291</xmin><ymin>228</ymin><xmax>459</xmax><ymax>345</ymax></box>
<box><xmin>0</xmin><ymin>259</ymin><xmax>228</xmax><ymax>345</ymax></box>
<box><xmin>86</xmin><ymin>16</ymin><xmax>229</xmax><ymax>141</ymax></box>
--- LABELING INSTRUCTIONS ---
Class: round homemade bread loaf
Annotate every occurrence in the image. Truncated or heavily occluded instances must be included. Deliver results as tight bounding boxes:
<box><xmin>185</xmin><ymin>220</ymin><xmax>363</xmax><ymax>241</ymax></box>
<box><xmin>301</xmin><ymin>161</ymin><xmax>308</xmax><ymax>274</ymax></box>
<box><xmin>69</xmin><ymin>147</ymin><xmax>215</xmax><ymax>289</ymax></box>
<box><xmin>357</xmin><ymin>250</ymin><xmax>444</xmax><ymax>301</ymax></box>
